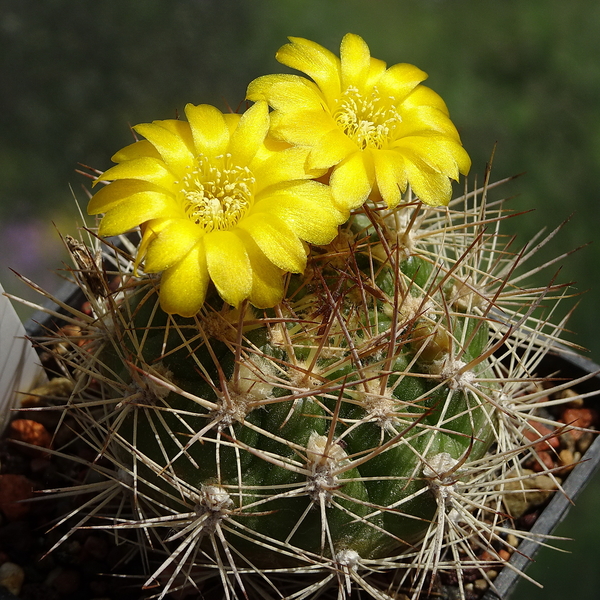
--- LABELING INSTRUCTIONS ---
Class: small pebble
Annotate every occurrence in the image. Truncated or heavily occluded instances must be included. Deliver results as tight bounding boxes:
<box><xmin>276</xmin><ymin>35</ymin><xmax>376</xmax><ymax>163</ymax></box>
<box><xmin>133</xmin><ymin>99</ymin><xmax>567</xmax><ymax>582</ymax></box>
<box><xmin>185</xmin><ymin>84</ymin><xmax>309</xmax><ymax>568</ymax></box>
<box><xmin>506</xmin><ymin>533</ymin><xmax>519</xmax><ymax>549</ymax></box>
<box><xmin>524</xmin><ymin>420</ymin><xmax>560</xmax><ymax>451</ymax></box>
<box><xmin>0</xmin><ymin>474</ymin><xmax>34</xmax><ymax>521</ymax></box>
<box><xmin>19</xmin><ymin>377</ymin><xmax>73</xmax><ymax>408</ymax></box>
<box><xmin>498</xmin><ymin>549</ymin><xmax>511</xmax><ymax>561</ymax></box>
<box><xmin>8</xmin><ymin>419</ymin><xmax>52</xmax><ymax>458</ymax></box>
<box><xmin>0</xmin><ymin>561</ymin><xmax>25</xmax><ymax>596</ymax></box>
<box><xmin>502</xmin><ymin>470</ymin><xmax>557</xmax><ymax>518</ymax></box>
<box><xmin>83</xmin><ymin>534</ymin><xmax>109</xmax><ymax>561</ymax></box>
<box><xmin>46</xmin><ymin>567</ymin><xmax>81</xmax><ymax>595</ymax></box>
<box><xmin>561</xmin><ymin>407</ymin><xmax>596</xmax><ymax>440</ymax></box>
<box><xmin>474</xmin><ymin>578</ymin><xmax>488</xmax><ymax>591</ymax></box>
<box><xmin>559</xmin><ymin>448</ymin><xmax>576</xmax><ymax>472</ymax></box>
<box><xmin>576</xmin><ymin>431</ymin><xmax>594</xmax><ymax>454</ymax></box>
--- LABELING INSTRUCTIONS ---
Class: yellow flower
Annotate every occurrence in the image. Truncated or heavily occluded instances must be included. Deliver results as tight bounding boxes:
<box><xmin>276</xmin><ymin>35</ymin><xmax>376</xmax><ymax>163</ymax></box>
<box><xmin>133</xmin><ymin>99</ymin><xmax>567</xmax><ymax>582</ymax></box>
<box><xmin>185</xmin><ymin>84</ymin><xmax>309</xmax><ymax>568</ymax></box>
<box><xmin>88</xmin><ymin>101</ymin><xmax>347</xmax><ymax>317</ymax></box>
<box><xmin>247</xmin><ymin>33</ymin><xmax>471</xmax><ymax>210</ymax></box>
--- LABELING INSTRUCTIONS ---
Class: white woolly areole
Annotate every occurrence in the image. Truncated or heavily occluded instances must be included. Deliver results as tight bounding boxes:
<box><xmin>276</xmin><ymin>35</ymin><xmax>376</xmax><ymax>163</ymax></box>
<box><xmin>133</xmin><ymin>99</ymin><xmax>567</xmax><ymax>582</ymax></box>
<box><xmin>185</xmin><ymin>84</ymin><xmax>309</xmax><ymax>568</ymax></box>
<box><xmin>198</xmin><ymin>485</ymin><xmax>233</xmax><ymax>513</ymax></box>
<box><xmin>306</xmin><ymin>431</ymin><xmax>348</xmax><ymax>470</ymax></box>
<box><xmin>433</xmin><ymin>358</ymin><xmax>476</xmax><ymax>390</ymax></box>
<box><xmin>306</xmin><ymin>431</ymin><xmax>348</xmax><ymax>504</ymax></box>
<box><xmin>336</xmin><ymin>549</ymin><xmax>360</xmax><ymax>569</ymax></box>
<box><xmin>422</xmin><ymin>452</ymin><xmax>459</xmax><ymax>479</ymax></box>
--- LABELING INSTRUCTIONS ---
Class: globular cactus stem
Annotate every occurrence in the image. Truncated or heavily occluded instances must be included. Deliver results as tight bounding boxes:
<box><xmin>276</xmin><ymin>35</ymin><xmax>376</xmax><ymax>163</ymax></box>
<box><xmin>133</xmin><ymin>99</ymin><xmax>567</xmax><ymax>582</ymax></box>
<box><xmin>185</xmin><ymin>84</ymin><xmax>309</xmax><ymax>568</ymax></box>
<box><xmin>21</xmin><ymin>180</ymin><xmax>593</xmax><ymax>600</ymax></box>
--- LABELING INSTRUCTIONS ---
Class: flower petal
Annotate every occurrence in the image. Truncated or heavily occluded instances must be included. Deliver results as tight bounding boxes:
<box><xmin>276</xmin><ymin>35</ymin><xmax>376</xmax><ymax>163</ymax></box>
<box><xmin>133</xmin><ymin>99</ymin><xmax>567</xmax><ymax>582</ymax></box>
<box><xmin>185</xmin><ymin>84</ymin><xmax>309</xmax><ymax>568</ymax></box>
<box><xmin>394</xmin><ymin>135</ymin><xmax>471</xmax><ymax>179</ymax></box>
<box><xmin>160</xmin><ymin>242</ymin><xmax>209</xmax><ymax>317</ymax></box>
<box><xmin>394</xmin><ymin>106</ymin><xmax>461</xmax><ymax>140</ymax></box>
<box><xmin>229</xmin><ymin>101</ymin><xmax>269</xmax><ymax>166</ymax></box>
<box><xmin>185</xmin><ymin>104</ymin><xmax>230</xmax><ymax>159</ymax></box>
<box><xmin>247</xmin><ymin>75</ymin><xmax>324</xmax><ymax>112</ymax></box>
<box><xmin>94</xmin><ymin>157</ymin><xmax>175</xmax><ymax>189</ymax></box>
<box><xmin>97</xmin><ymin>193</ymin><xmax>178</xmax><ymax>237</ymax></box>
<box><xmin>133</xmin><ymin>121</ymin><xmax>195</xmax><ymax>175</ymax></box>
<box><xmin>378</xmin><ymin>63</ymin><xmax>428</xmax><ymax>103</ymax></box>
<box><xmin>340</xmin><ymin>33</ymin><xmax>372</xmax><ymax>90</ymax></box>
<box><xmin>305</xmin><ymin>127</ymin><xmax>357</xmax><ymax>170</ymax></box>
<box><xmin>255</xmin><ymin>181</ymin><xmax>347</xmax><ymax>244</ymax></box>
<box><xmin>241</xmin><ymin>232</ymin><xmax>284</xmax><ymax>308</ymax></box>
<box><xmin>276</xmin><ymin>37</ymin><xmax>341</xmax><ymax>104</ymax></box>
<box><xmin>270</xmin><ymin>109</ymin><xmax>336</xmax><ymax>146</ymax></box>
<box><xmin>204</xmin><ymin>230</ymin><xmax>252</xmax><ymax>307</ymax></box>
<box><xmin>373</xmin><ymin>150</ymin><xmax>408</xmax><ymax>208</ymax></box>
<box><xmin>144</xmin><ymin>219</ymin><xmax>203</xmax><ymax>272</ymax></box>
<box><xmin>88</xmin><ymin>180</ymin><xmax>168</xmax><ymax>214</ymax></box>
<box><xmin>252</xmin><ymin>146</ymin><xmax>318</xmax><ymax>193</ymax></box>
<box><xmin>405</xmin><ymin>158</ymin><xmax>453</xmax><ymax>207</ymax></box>
<box><xmin>402</xmin><ymin>85</ymin><xmax>449</xmax><ymax>115</ymax></box>
<box><xmin>239</xmin><ymin>214</ymin><xmax>306</xmax><ymax>273</ymax></box>
<box><xmin>112</xmin><ymin>140</ymin><xmax>162</xmax><ymax>163</ymax></box>
<box><xmin>329</xmin><ymin>151</ymin><xmax>374</xmax><ymax>211</ymax></box>
<box><xmin>366</xmin><ymin>57</ymin><xmax>387</xmax><ymax>88</ymax></box>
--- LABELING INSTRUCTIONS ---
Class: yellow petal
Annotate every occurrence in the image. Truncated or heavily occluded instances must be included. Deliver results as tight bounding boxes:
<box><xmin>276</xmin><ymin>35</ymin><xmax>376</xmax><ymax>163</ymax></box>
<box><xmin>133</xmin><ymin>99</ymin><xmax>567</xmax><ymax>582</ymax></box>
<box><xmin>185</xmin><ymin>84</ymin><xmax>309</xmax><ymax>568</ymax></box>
<box><xmin>160</xmin><ymin>242</ymin><xmax>209</xmax><ymax>317</ymax></box>
<box><xmin>305</xmin><ymin>128</ymin><xmax>357</xmax><ymax>170</ymax></box>
<box><xmin>144</xmin><ymin>219</ymin><xmax>203</xmax><ymax>272</ymax></box>
<box><xmin>276</xmin><ymin>37</ymin><xmax>341</xmax><ymax>104</ymax></box>
<box><xmin>94</xmin><ymin>157</ymin><xmax>175</xmax><ymax>189</ymax></box>
<box><xmin>256</xmin><ymin>181</ymin><xmax>347</xmax><ymax>244</ymax></box>
<box><xmin>252</xmin><ymin>146</ymin><xmax>317</xmax><ymax>193</ymax></box>
<box><xmin>378</xmin><ymin>63</ymin><xmax>428</xmax><ymax>102</ymax></box>
<box><xmin>184</xmin><ymin>104</ymin><xmax>230</xmax><ymax>159</ymax></box>
<box><xmin>88</xmin><ymin>180</ymin><xmax>167</xmax><ymax>214</ymax></box>
<box><xmin>394</xmin><ymin>106</ymin><xmax>461</xmax><ymax>140</ymax></box>
<box><xmin>366</xmin><ymin>57</ymin><xmax>387</xmax><ymax>88</ymax></box>
<box><xmin>373</xmin><ymin>150</ymin><xmax>408</xmax><ymax>208</ymax></box>
<box><xmin>241</xmin><ymin>233</ymin><xmax>284</xmax><ymax>308</ymax></box>
<box><xmin>97</xmin><ymin>193</ymin><xmax>177</xmax><ymax>237</ymax></box>
<box><xmin>247</xmin><ymin>75</ymin><xmax>324</xmax><ymax>112</ymax></box>
<box><xmin>204</xmin><ymin>230</ymin><xmax>252</xmax><ymax>307</ymax></box>
<box><xmin>405</xmin><ymin>159</ymin><xmax>453</xmax><ymax>207</ymax></box>
<box><xmin>402</xmin><ymin>85</ymin><xmax>449</xmax><ymax>115</ymax></box>
<box><xmin>270</xmin><ymin>109</ymin><xmax>336</xmax><ymax>146</ymax></box>
<box><xmin>112</xmin><ymin>140</ymin><xmax>162</xmax><ymax>163</ymax></box>
<box><xmin>223</xmin><ymin>113</ymin><xmax>242</xmax><ymax>137</ymax></box>
<box><xmin>229</xmin><ymin>101</ymin><xmax>269</xmax><ymax>166</ymax></box>
<box><xmin>133</xmin><ymin>121</ymin><xmax>195</xmax><ymax>174</ymax></box>
<box><xmin>239</xmin><ymin>214</ymin><xmax>306</xmax><ymax>273</ymax></box>
<box><xmin>340</xmin><ymin>33</ymin><xmax>372</xmax><ymax>89</ymax></box>
<box><xmin>395</xmin><ymin>135</ymin><xmax>470</xmax><ymax>179</ymax></box>
<box><xmin>330</xmin><ymin>151</ymin><xmax>374</xmax><ymax>211</ymax></box>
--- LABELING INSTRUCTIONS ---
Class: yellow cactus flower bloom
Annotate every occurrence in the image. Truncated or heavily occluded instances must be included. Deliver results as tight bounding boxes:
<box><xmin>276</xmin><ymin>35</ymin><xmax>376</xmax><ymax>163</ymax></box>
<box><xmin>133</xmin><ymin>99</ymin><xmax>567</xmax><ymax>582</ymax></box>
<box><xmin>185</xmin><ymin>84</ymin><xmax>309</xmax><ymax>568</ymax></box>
<box><xmin>88</xmin><ymin>101</ymin><xmax>347</xmax><ymax>317</ymax></box>
<box><xmin>247</xmin><ymin>33</ymin><xmax>471</xmax><ymax>210</ymax></box>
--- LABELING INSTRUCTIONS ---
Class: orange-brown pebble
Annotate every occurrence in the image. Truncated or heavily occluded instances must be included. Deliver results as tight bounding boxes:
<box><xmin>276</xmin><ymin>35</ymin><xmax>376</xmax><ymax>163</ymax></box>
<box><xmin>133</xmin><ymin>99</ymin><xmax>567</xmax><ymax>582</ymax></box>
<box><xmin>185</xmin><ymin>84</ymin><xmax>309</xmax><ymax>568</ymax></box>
<box><xmin>531</xmin><ymin>450</ymin><xmax>556</xmax><ymax>472</ymax></box>
<box><xmin>498</xmin><ymin>549</ymin><xmax>511</xmax><ymax>561</ymax></box>
<box><xmin>561</xmin><ymin>408</ymin><xmax>596</xmax><ymax>441</ymax></box>
<box><xmin>524</xmin><ymin>420</ymin><xmax>560</xmax><ymax>451</ymax></box>
<box><xmin>0</xmin><ymin>474</ymin><xmax>34</xmax><ymax>521</ymax></box>
<box><xmin>8</xmin><ymin>419</ymin><xmax>52</xmax><ymax>457</ymax></box>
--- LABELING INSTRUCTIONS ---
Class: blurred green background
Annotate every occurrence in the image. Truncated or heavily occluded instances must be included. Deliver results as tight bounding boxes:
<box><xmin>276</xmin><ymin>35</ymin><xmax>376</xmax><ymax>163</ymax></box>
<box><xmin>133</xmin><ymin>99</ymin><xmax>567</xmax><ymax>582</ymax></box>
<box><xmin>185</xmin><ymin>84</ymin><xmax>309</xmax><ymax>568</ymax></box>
<box><xmin>1</xmin><ymin>0</ymin><xmax>599</xmax><ymax>597</ymax></box>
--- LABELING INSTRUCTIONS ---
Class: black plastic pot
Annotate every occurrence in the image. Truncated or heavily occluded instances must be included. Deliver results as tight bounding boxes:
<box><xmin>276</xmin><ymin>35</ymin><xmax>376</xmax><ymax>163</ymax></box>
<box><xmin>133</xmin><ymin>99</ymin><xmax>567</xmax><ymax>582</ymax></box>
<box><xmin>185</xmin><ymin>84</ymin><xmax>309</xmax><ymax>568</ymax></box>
<box><xmin>9</xmin><ymin>287</ymin><xmax>600</xmax><ymax>600</ymax></box>
<box><xmin>482</xmin><ymin>350</ymin><xmax>600</xmax><ymax>600</ymax></box>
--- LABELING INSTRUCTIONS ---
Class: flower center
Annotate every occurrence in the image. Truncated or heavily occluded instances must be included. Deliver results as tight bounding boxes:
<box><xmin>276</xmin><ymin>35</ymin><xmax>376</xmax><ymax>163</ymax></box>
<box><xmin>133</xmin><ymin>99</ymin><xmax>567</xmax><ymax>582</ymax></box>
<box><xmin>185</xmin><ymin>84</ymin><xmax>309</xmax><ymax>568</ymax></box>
<box><xmin>333</xmin><ymin>86</ymin><xmax>401</xmax><ymax>150</ymax></box>
<box><xmin>179</xmin><ymin>153</ymin><xmax>255</xmax><ymax>232</ymax></box>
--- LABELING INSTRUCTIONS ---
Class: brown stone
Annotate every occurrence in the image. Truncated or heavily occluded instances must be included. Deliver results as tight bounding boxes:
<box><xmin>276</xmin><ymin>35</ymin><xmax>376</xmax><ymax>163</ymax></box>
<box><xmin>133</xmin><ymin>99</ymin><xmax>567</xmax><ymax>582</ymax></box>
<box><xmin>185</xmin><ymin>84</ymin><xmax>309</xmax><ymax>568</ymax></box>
<box><xmin>561</xmin><ymin>407</ymin><xmax>596</xmax><ymax>440</ymax></box>
<box><xmin>524</xmin><ymin>420</ymin><xmax>560</xmax><ymax>451</ymax></box>
<box><xmin>0</xmin><ymin>474</ymin><xmax>34</xmax><ymax>521</ymax></box>
<box><xmin>8</xmin><ymin>419</ymin><xmax>52</xmax><ymax>457</ymax></box>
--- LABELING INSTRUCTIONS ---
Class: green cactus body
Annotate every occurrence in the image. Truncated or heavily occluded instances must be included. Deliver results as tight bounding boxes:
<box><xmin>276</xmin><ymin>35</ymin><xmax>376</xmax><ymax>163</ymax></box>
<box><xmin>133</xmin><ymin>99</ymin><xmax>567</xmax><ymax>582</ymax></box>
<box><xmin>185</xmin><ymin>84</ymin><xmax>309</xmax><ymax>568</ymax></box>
<box><xmin>95</xmin><ymin>211</ymin><xmax>498</xmax><ymax>570</ymax></box>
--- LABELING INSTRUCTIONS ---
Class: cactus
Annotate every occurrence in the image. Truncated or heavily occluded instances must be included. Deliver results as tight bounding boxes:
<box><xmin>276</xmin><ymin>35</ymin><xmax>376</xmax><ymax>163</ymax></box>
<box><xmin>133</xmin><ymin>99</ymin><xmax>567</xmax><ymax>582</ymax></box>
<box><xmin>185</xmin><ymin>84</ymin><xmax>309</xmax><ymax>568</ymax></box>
<box><xmin>12</xmin><ymin>33</ymin><xmax>596</xmax><ymax>600</ymax></box>
<box><xmin>20</xmin><ymin>177</ymin><xmax>592</xmax><ymax>600</ymax></box>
